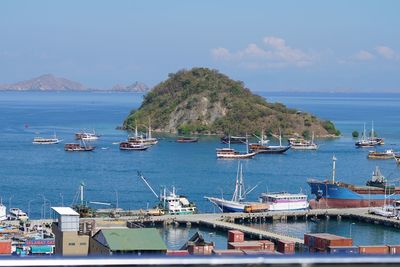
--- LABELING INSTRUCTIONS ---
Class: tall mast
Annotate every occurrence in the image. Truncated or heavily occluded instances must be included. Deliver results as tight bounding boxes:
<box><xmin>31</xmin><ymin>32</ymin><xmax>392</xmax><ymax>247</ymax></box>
<box><xmin>232</xmin><ymin>163</ymin><xmax>240</xmax><ymax>202</ymax></box>
<box><xmin>137</xmin><ymin>171</ymin><xmax>159</xmax><ymax>199</ymax></box>
<box><xmin>135</xmin><ymin>121</ymin><xmax>138</xmax><ymax>138</ymax></box>
<box><xmin>80</xmin><ymin>182</ymin><xmax>84</xmax><ymax>206</ymax></box>
<box><xmin>363</xmin><ymin>122</ymin><xmax>366</xmax><ymax>141</ymax></box>
<box><xmin>332</xmin><ymin>155</ymin><xmax>337</xmax><ymax>184</ymax></box>
<box><xmin>371</xmin><ymin>121</ymin><xmax>375</xmax><ymax>138</ymax></box>
<box><xmin>148</xmin><ymin>118</ymin><xmax>152</xmax><ymax>139</ymax></box>
<box><xmin>279</xmin><ymin>128</ymin><xmax>282</xmax><ymax>147</ymax></box>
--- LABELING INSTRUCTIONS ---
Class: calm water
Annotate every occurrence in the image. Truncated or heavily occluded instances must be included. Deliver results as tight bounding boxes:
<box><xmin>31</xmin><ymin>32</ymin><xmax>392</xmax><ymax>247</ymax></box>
<box><xmin>1</xmin><ymin>91</ymin><xmax>400</xmax><ymax>246</ymax></box>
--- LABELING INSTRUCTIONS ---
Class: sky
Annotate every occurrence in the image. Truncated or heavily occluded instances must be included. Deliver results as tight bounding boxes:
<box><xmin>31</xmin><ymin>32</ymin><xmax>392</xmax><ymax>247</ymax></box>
<box><xmin>1</xmin><ymin>0</ymin><xmax>400</xmax><ymax>92</ymax></box>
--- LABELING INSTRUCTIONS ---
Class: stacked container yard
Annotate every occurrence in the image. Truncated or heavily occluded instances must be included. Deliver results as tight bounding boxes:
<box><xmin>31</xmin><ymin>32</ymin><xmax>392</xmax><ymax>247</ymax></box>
<box><xmin>304</xmin><ymin>233</ymin><xmax>353</xmax><ymax>253</ymax></box>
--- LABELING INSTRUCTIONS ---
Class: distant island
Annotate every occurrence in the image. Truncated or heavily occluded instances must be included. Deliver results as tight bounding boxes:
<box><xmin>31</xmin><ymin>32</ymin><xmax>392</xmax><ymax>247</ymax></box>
<box><xmin>0</xmin><ymin>74</ymin><xmax>149</xmax><ymax>92</ymax></box>
<box><xmin>123</xmin><ymin>67</ymin><xmax>340</xmax><ymax>137</ymax></box>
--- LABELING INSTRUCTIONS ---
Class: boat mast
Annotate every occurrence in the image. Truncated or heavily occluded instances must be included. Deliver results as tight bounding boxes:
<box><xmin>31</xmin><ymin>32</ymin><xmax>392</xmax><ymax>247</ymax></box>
<box><xmin>332</xmin><ymin>155</ymin><xmax>337</xmax><ymax>184</ymax></box>
<box><xmin>135</xmin><ymin>121</ymin><xmax>138</xmax><ymax>138</ymax></box>
<box><xmin>80</xmin><ymin>182</ymin><xmax>85</xmax><ymax>206</ymax></box>
<box><xmin>246</xmin><ymin>134</ymin><xmax>249</xmax><ymax>154</ymax></box>
<box><xmin>232</xmin><ymin>163</ymin><xmax>240</xmax><ymax>202</ymax></box>
<box><xmin>148</xmin><ymin>118</ymin><xmax>152</xmax><ymax>139</ymax></box>
<box><xmin>239</xmin><ymin>164</ymin><xmax>245</xmax><ymax>201</ymax></box>
<box><xmin>279</xmin><ymin>128</ymin><xmax>282</xmax><ymax>147</ymax></box>
<box><xmin>363</xmin><ymin>122</ymin><xmax>367</xmax><ymax>141</ymax></box>
<box><xmin>371</xmin><ymin>121</ymin><xmax>375</xmax><ymax>138</ymax></box>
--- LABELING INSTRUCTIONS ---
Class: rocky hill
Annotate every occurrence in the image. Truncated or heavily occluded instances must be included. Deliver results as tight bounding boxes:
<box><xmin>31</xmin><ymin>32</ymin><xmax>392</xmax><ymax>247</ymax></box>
<box><xmin>0</xmin><ymin>74</ymin><xmax>86</xmax><ymax>91</ymax></box>
<box><xmin>111</xmin><ymin>82</ymin><xmax>149</xmax><ymax>92</ymax></box>
<box><xmin>123</xmin><ymin>68</ymin><xmax>340</xmax><ymax>137</ymax></box>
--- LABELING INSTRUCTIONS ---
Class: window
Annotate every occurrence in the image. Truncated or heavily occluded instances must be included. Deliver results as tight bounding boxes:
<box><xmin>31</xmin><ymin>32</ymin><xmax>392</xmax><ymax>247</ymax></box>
<box><xmin>80</xmin><ymin>242</ymin><xmax>87</xmax><ymax>246</ymax></box>
<box><xmin>68</xmin><ymin>243</ymin><xmax>75</xmax><ymax>246</ymax></box>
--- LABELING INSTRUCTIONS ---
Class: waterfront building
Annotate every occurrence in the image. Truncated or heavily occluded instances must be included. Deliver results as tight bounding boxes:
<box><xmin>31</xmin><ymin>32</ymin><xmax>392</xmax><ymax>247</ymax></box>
<box><xmin>89</xmin><ymin>228</ymin><xmax>167</xmax><ymax>255</ymax></box>
<box><xmin>51</xmin><ymin>207</ymin><xmax>89</xmax><ymax>256</ymax></box>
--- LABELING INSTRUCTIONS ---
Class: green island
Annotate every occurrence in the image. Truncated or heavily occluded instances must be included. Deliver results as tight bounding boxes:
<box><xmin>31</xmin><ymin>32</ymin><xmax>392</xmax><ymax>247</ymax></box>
<box><xmin>123</xmin><ymin>67</ymin><xmax>340</xmax><ymax>137</ymax></box>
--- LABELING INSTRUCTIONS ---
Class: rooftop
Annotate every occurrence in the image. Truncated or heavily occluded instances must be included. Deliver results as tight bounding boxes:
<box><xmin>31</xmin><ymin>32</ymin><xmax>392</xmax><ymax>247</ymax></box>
<box><xmin>95</xmin><ymin>228</ymin><xmax>167</xmax><ymax>251</ymax></box>
<box><xmin>51</xmin><ymin>207</ymin><xmax>79</xmax><ymax>216</ymax></box>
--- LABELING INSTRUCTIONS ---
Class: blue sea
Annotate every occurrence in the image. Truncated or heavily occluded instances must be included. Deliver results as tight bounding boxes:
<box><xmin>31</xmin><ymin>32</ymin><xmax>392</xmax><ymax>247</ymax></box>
<box><xmin>1</xmin><ymin>91</ymin><xmax>400</xmax><ymax>247</ymax></box>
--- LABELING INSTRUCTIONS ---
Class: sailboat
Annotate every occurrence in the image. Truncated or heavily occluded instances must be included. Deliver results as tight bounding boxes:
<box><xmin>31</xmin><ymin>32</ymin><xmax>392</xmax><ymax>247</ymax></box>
<box><xmin>289</xmin><ymin>132</ymin><xmax>318</xmax><ymax>150</ymax></box>
<box><xmin>205</xmin><ymin>163</ymin><xmax>266</xmax><ymax>212</ymax></box>
<box><xmin>33</xmin><ymin>131</ymin><xmax>62</xmax><ymax>144</ymax></box>
<box><xmin>137</xmin><ymin>171</ymin><xmax>197</xmax><ymax>215</ymax></box>
<box><xmin>249</xmin><ymin>129</ymin><xmax>291</xmax><ymax>154</ymax></box>
<box><xmin>355</xmin><ymin>121</ymin><xmax>384</xmax><ymax>148</ymax></box>
<box><xmin>216</xmin><ymin>135</ymin><xmax>256</xmax><ymax>159</ymax></box>
<box><xmin>128</xmin><ymin>119</ymin><xmax>158</xmax><ymax>145</ymax></box>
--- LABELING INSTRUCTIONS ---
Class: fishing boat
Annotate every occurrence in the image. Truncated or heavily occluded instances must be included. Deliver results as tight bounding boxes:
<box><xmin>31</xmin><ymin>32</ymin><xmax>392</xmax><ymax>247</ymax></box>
<box><xmin>176</xmin><ymin>137</ymin><xmax>199</xmax><ymax>143</ymax></box>
<box><xmin>64</xmin><ymin>141</ymin><xmax>95</xmax><ymax>152</ymax></box>
<box><xmin>288</xmin><ymin>132</ymin><xmax>318</xmax><ymax>150</ymax></box>
<box><xmin>137</xmin><ymin>171</ymin><xmax>197</xmax><ymax>215</ymax></box>
<box><xmin>205</xmin><ymin>163</ymin><xmax>266</xmax><ymax>213</ymax></box>
<box><xmin>367</xmin><ymin>149</ymin><xmax>395</xmax><ymax>159</ymax></box>
<box><xmin>75</xmin><ymin>130</ymin><xmax>99</xmax><ymax>141</ymax></box>
<box><xmin>259</xmin><ymin>192</ymin><xmax>309</xmax><ymax>211</ymax></box>
<box><xmin>119</xmin><ymin>141</ymin><xmax>150</xmax><ymax>151</ymax></box>
<box><xmin>32</xmin><ymin>132</ymin><xmax>62</xmax><ymax>144</ymax></box>
<box><xmin>220</xmin><ymin>135</ymin><xmax>247</xmax><ymax>144</ymax></box>
<box><xmin>216</xmin><ymin>136</ymin><xmax>256</xmax><ymax>159</ymax></box>
<box><xmin>308</xmin><ymin>156</ymin><xmax>400</xmax><ymax>208</ymax></box>
<box><xmin>249</xmin><ymin>130</ymin><xmax>290</xmax><ymax>154</ymax></box>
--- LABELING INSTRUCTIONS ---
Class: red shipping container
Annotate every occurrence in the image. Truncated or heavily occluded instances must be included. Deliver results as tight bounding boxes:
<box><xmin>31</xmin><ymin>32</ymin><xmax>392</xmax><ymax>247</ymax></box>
<box><xmin>228</xmin><ymin>241</ymin><xmax>263</xmax><ymax>251</ymax></box>
<box><xmin>0</xmin><ymin>241</ymin><xmax>11</xmax><ymax>255</ymax></box>
<box><xmin>166</xmin><ymin>250</ymin><xmax>189</xmax><ymax>256</ymax></box>
<box><xmin>277</xmin><ymin>240</ymin><xmax>295</xmax><ymax>254</ymax></box>
<box><xmin>228</xmin><ymin>230</ymin><xmax>244</xmax><ymax>243</ymax></box>
<box><xmin>258</xmin><ymin>240</ymin><xmax>275</xmax><ymax>251</ymax></box>
<box><xmin>212</xmin><ymin>249</ymin><xmax>244</xmax><ymax>255</ymax></box>
<box><xmin>358</xmin><ymin>245</ymin><xmax>389</xmax><ymax>254</ymax></box>
<box><xmin>388</xmin><ymin>245</ymin><xmax>400</xmax><ymax>254</ymax></box>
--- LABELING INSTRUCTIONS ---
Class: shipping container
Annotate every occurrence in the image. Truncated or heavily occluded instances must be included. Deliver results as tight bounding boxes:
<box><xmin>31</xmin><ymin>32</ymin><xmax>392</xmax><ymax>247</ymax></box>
<box><xmin>187</xmin><ymin>244</ymin><xmax>214</xmax><ymax>255</ymax></box>
<box><xmin>358</xmin><ymin>245</ymin><xmax>389</xmax><ymax>254</ymax></box>
<box><xmin>388</xmin><ymin>245</ymin><xmax>400</xmax><ymax>254</ymax></box>
<box><xmin>244</xmin><ymin>203</ymin><xmax>269</xmax><ymax>213</ymax></box>
<box><xmin>228</xmin><ymin>230</ymin><xmax>244</xmax><ymax>243</ymax></box>
<box><xmin>277</xmin><ymin>240</ymin><xmax>295</xmax><ymax>254</ymax></box>
<box><xmin>212</xmin><ymin>249</ymin><xmax>244</xmax><ymax>255</ymax></box>
<box><xmin>228</xmin><ymin>241</ymin><xmax>263</xmax><ymax>251</ymax></box>
<box><xmin>0</xmin><ymin>240</ymin><xmax>11</xmax><ymax>255</ymax></box>
<box><xmin>304</xmin><ymin>233</ymin><xmax>352</xmax><ymax>251</ymax></box>
<box><xmin>327</xmin><ymin>246</ymin><xmax>358</xmax><ymax>254</ymax></box>
<box><xmin>242</xmin><ymin>250</ymin><xmax>279</xmax><ymax>255</ymax></box>
<box><xmin>166</xmin><ymin>250</ymin><xmax>189</xmax><ymax>256</ymax></box>
<box><xmin>258</xmin><ymin>240</ymin><xmax>275</xmax><ymax>251</ymax></box>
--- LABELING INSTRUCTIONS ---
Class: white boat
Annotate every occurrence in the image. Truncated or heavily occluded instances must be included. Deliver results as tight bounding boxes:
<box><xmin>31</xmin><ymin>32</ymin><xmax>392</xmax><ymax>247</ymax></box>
<box><xmin>289</xmin><ymin>132</ymin><xmax>318</xmax><ymax>150</ymax></box>
<box><xmin>137</xmin><ymin>172</ymin><xmax>197</xmax><ymax>215</ymax></box>
<box><xmin>128</xmin><ymin>120</ymin><xmax>158</xmax><ymax>145</ymax></box>
<box><xmin>205</xmin><ymin>163</ymin><xmax>261</xmax><ymax>212</ymax></box>
<box><xmin>355</xmin><ymin>122</ymin><xmax>384</xmax><ymax>148</ymax></box>
<box><xmin>216</xmin><ymin>136</ymin><xmax>256</xmax><ymax>159</ymax></box>
<box><xmin>32</xmin><ymin>133</ymin><xmax>61</xmax><ymax>144</ymax></box>
<box><xmin>259</xmin><ymin>192</ymin><xmax>309</xmax><ymax>211</ymax></box>
<box><xmin>8</xmin><ymin>208</ymin><xmax>28</xmax><ymax>221</ymax></box>
<box><xmin>119</xmin><ymin>142</ymin><xmax>150</xmax><ymax>151</ymax></box>
<box><xmin>75</xmin><ymin>130</ymin><xmax>99</xmax><ymax>141</ymax></box>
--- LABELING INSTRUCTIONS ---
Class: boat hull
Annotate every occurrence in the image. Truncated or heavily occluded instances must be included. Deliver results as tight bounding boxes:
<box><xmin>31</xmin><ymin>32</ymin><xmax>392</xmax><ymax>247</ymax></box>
<box><xmin>308</xmin><ymin>180</ymin><xmax>400</xmax><ymax>209</ymax></box>
<box><xmin>249</xmin><ymin>145</ymin><xmax>291</xmax><ymax>154</ymax></box>
<box><xmin>205</xmin><ymin>197</ymin><xmax>246</xmax><ymax>212</ymax></box>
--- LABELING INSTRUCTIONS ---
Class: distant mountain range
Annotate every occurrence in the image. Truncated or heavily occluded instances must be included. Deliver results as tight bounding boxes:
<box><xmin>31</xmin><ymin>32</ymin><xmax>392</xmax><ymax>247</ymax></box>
<box><xmin>0</xmin><ymin>74</ymin><xmax>149</xmax><ymax>92</ymax></box>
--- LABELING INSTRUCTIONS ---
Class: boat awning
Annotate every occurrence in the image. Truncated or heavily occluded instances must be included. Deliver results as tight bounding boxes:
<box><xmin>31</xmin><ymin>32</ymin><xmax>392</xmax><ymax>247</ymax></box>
<box><xmin>31</xmin><ymin>245</ymin><xmax>53</xmax><ymax>254</ymax></box>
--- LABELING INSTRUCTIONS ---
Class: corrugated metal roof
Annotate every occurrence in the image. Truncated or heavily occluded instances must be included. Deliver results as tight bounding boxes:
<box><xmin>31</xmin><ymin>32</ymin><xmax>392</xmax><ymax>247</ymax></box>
<box><xmin>51</xmin><ymin>207</ymin><xmax>79</xmax><ymax>216</ymax></box>
<box><xmin>99</xmin><ymin>228</ymin><xmax>167</xmax><ymax>251</ymax></box>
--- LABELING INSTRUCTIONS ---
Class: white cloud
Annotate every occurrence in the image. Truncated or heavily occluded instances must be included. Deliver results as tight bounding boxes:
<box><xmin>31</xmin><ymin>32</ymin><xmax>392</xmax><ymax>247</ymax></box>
<box><xmin>375</xmin><ymin>46</ymin><xmax>400</xmax><ymax>60</ymax></box>
<box><xmin>354</xmin><ymin>50</ymin><xmax>375</xmax><ymax>61</ymax></box>
<box><xmin>211</xmin><ymin>36</ymin><xmax>316</xmax><ymax>68</ymax></box>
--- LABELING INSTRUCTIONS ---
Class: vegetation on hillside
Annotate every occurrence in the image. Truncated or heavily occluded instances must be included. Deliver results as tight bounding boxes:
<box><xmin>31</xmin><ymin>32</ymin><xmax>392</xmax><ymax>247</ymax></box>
<box><xmin>123</xmin><ymin>68</ymin><xmax>340</xmax><ymax>137</ymax></box>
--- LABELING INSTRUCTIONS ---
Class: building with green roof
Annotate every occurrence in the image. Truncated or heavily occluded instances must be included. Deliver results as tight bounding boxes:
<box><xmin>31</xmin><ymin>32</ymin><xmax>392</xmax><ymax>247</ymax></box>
<box><xmin>89</xmin><ymin>228</ymin><xmax>167</xmax><ymax>255</ymax></box>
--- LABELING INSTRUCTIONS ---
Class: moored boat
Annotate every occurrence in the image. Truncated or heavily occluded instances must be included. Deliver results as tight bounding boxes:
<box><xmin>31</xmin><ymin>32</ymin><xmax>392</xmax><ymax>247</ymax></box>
<box><xmin>75</xmin><ymin>130</ymin><xmax>99</xmax><ymax>141</ymax></box>
<box><xmin>128</xmin><ymin>120</ymin><xmax>158</xmax><ymax>145</ymax></box>
<box><xmin>119</xmin><ymin>141</ymin><xmax>150</xmax><ymax>151</ymax></box>
<box><xmin>176</xmin><ymin>137</ymin><xmax>198</xmax><ymax>143</ymax></box>
<box><xmin>216</xmin><ymin>148</ymin><xmax>256</xmax><ymax>159</ymax></box>
<box><xmin>64</xmin><ymin>142</ymin><xmax>95</xmax><ymax>152</ymax></box>
<box><xmin>32</xmin><ymin>132</ymin><xmax>61</xmax><ymax>144</ymax></box>
<box><xmin>205</xmin><ymin>163</ymin><xmax>265</xmax><ymax>212</ymax></box>
<box><xmin>249</xmin><ymin>131</ymin><xmax>290</xmax><ymax>154</ymax></box>
<box><xmin>8</xmin><ymin>208</ymin><xmax>28</xmax><ymax>221</ymax></box>
<box><xmin>355</xmin><ymin>122</ymin><xmax>384</xmax><ymax>148</ymax></box>
<box><xmin>367</xmin><ymin>149</ymin><xmax>395</xmax><ymax>159</ymax></box>
<box><xmin>308</xmin><ymin>156</ymin><xmax>400</xmax><ymax>209</ymax></box>
<box><xmin>259</xmin><ymin>192</ymin><xmax>309</xmax><ymax>211</ymax></box>
<box><xmin>137</xmin><ymin>172</ymin><xmax>197</xmax><ymax>215</ymax></box>
<box><xmin>288</xmin><ymin>133</ymin><xmax>318</xmax><ymax>150</ymax></box>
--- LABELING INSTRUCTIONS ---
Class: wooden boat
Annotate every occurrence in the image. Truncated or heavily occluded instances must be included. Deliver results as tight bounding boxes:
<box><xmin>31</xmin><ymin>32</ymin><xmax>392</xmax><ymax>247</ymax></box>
<box><xmin>249</xmin><ymin>131</ymin><xmax>290</xmax><ymax>154</ymax></box>
<box><xmin>128</xmin><ymin>120</ymin><xmax>158</xmax><ymax>145</ymax></box>
<box><xmin>288</xmin><ymin>133</ymin><xmax>318</xmax><ymax>150</ymax></box>
<box><xmin>356</xmin><ymin>122</ymin><xmax>384</xmax><ymax>148</ymax></box>
<box><xmin>176</xmin><ymin>137</ymin><xmax>198</xmax><ymax>143</ymax></box>
<box><xmin>216</xmin><ymin>148</ymin><xmax>256</xmax><ymax>159</ymax></box>
<box><xmin>64</xmin><ymin>142</ymin><xmax>95</xmax><ymax>152</ymax></box>
<box><xmin>367</xmin><ymin>149</ymin><xmax>395</xmax><ymax>159</ymax></box>
<box><xmin>75</xmin><ymin>130</ymin><xmax>99</xmax><ymax>141</ymax></box>
<box><xmin>32</xmin><ymin>136</ymin><xmax>61</xmax><ymax>144</ymax></box>
<box><xmin>119</xmin><ymin>141</ymin><xmax>150</xmax><ymax>151</ymax></box>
